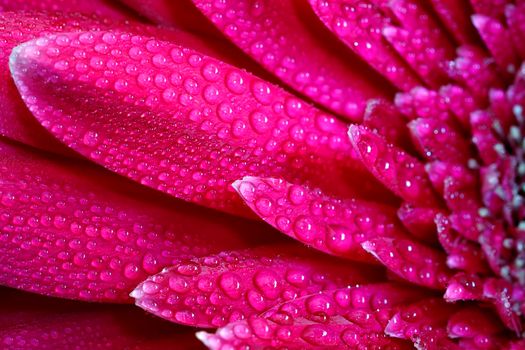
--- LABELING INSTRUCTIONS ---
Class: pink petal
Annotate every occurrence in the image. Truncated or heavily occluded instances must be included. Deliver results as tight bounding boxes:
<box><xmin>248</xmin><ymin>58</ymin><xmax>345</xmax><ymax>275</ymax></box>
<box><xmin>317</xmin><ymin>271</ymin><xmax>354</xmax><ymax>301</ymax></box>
<box><xmin>0</xmin><ymin>138</ymin><xmax>265</xmax><ymax>302</ymax></box>
<box><xmin>435</xmin><ymin>214</ymin><xmax>490</xmax><ymax>274</ymax></box>
<box><xmin>362</xmin><ymin>238</ymin><xmax>452</xmax><ymax>289</ymax></box>
<box><xmin>198</xmin><ymin>284</ymin><xmax>424</xmax><ymax>349</ymax></box>
<box><xmin>470</xmin><ymin>0</ymin><xmax>508</xmax><ymax>20</ymax></box>
<box><xmin>308</xmin><ymin>0</ymin><xmax>421</xmax><ymax>90</ymax></box>
<box><xmin>0</xmin><ymin>0</ymin><xmax>129</xmax><ymax>19</ymax></box>
<box><xmin>439</xmin><ymin>84</ymin><xmax>479</xmax><ymax>129</ymax></box>
<box><xmin>0</xmin><ymin>12</ymin><xmax>112</xmax><ymax>155</ymax></box>
<box><xmin>0</xmin><ymin>287</ymin><xmax>202</xmax><ymax>349</ymax></box>
<box><xmin>409</xmin><ymin>118</ymin><xmax>472</xmax><ymax>164</ymax></box>
<box><xmin>472</xmin><ymin>14</ymin><xmax>520</xmax><ymax>78</ymax></box>
<box><xmin>10</xmin><ymin>30</ymin><xmax>374</xmax><ymax>216</ymax></box>
<box><xmin>395</xmin><ymin>86</ymin><xmax>452</xmax><ymax>122</ymax></box>
<box><xmin>233</xmin><ymin>177</ymin><xmax>404</xmax><ymax>262</ymax></box>
<box><xmin>348</xmin><ymin>125</ymin><xmax>440</xmax><ymax>207</ymax></box>
<box><xmin>447</xmin><ymin>307</ymin><xmax>504</xmax><ymax>339</ymax></box>
<box><xmin>470</xmin><ymin>110</ymin><xmax>502</xmax><ymax>164</ymax></box>
<box><xmin>444</xmin><ymin>273</ymin><xmax>484</xmax><ymax>302</ymax></box>
<box><xmin>426</xmin><ymin>161</ymin><xmax>481</xmax><ymax>212</ymax></box>
<box><xmin>191</xmin><ymin>0</ymin><xmax>392</xmax><ymax>121</ymax></box>
<box><xmin>445</xmin><ymin>274</ymin><xmax>523</xmax><ymax>334</ymax></box>
<box><xmin>118</xmin><ymin>0</ymin><xmax>219</xmax><ymax>35</ymax></box>
<box><xmin>429</xmin><ymin>0</ymin><xmax>480</xmax><ymax>44</ymax></box>
<box><xmin>132</xmin><ymin>245</ymin><xmax>380</xmax><ymax>328</ymax></box>
<box><xmin>506</xmin><ymin>4</ymin><xmax>525</xmax><ymax>60</ymax></box>
<box><xmin>397</xmin><ymin>202</ymin><xmax>442</xmax><ymax>243</ymax></box>
<box><xmin>446</xmin><ymin>45</ymin><xmax>503</xmax><ymax>102</ymax></box>
<box><xmin>0</xmin><ymin>12</ymin><xmax>185</xmax><ymax>155</ymax></box>
<box><xmin>385</xmin><ymin>298</ymin><xmax>459</xmax><ymax>340</ymax></box>
<box><xmin>381</xmin><ymin>0</ymin><xmax>455</xmax><ymax>87</ymax></box>
<box><xmin>362</xmin><ymin>99</ymin><xmax>413</xmax><ymax>151</ymax></box>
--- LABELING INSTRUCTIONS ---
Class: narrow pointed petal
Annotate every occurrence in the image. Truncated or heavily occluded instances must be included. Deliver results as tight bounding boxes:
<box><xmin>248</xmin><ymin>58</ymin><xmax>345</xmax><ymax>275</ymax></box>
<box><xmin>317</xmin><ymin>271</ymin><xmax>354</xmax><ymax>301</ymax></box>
<box><xmin>382</xmin><ymin>0</ymin><xmax>455</xmax><ymax>87</ymax></box>
<box><xmin>426</xmin><ymin>161</ymin><xmax>481</xmax><ymax>212</ymax></box>
<box><xmin>0</xmin><ymin>12</ymin><xmax>112</xmax><ymax>155</ymax></box>
<box><xmin>447</xmin><ymin>307</ymin><xmax>504</xmax><ymax>339</ymax></box>
<box><xmin>10</xmin><ymin>30</ymin><xmax>375</xmax><ymax>216</ymax></box>
<box><xmin>472</xmin><ymin>14</ymin><xmax>520</xmax><ymax>77</ymax></box>
<box><xmin>439</xmin><ymin>84</ymin><xmax>479</xmax><ymax>129</ymax></box>
<box><xmin>0</xmin><ymin>139</ymin><xmax>265</xmax><ymax>302</ymax></box>
<box><xmin>470</xmin><ymin>0</ymin><xmax>508</xmax><ymax>20</ymax></box>
<box><xmin>191</xmin><ymin>0</ymin><xmax>392</xmax><ymax>121</ymax></box>
<box><xmin>363</xmin><ymin>99</ymin><xmax>413</xmax><ymax>150</ymax></box>
<box><xmin>362</xmin><ymin>238</ymin><xmax>452</xmax><ymax>289</ymax></box>
<box><xmin>0</xmin><ymin>288</ymin><xmax>202</xmax><ymax>349</ymax></box>
<box><xmin>132</xmin><ymin>245</ymin><xmax>380</xmax><ymax>328</ymax></box>
<box><xmin>397</xmin><ymin>202</ymin><xmax>441</xmax><ymax>243</ymax></box>
<box><xmin>198</xmin><ymin>284</ymin><xmax>425</xmax><ymax>349</ymax></box>
<box><xmin>385</xmin><ymin>299</ymin><xmax>459</xmax><ymax>341</ymax></box>
<box><xmin>506</xmin><ymin>4</ymin><xmax>525</xmax><ymax>60</ymax></box>
<box><xmin>349</xmin><ymin>125</ymin><xmax>440</xmax><ymax>207</ymax></box>
<box><xmin>435</xmin><ymin>214</ymin><xmax>489</xmax><ymax>273</ymax></box>
<box><xmin>0</xmin><ymin>12</ymin><xmax>184</xmax><ymax>155</ymax></box>
<box><xmin>429</xmin><ymin>0</ymin><xmax>480</xmax><ymax>44</ymax></box>
<box><xmin>233</xmin><ymin>177</ymin><xmax>404</xmax><ymax>262</ymax></box>
<box><xmin>445</xmin><ymin>274</ymin><xmax>523</xmax><ymax>334</ymax></box>
<box><xmin>395</xmin><ymin>86</ymin><xmax>453</xmax><ymax>122</ymax></box>
<box><xmin>447</xmin><ymin>46</ymin><xmax>503</xmax><ymax>102</ymax></box>
<box><xmin>409</xmin><ymin>118</ymin><xmax>472</xmax><ymax>163</ymax></box>
<box><xmin>0</xmin><ymin>0</ymin><xmax>129</xmax><ymax>19</ymax></box>
<box><xmin>308</xmin><ymin>0</ymin><xmax>421</xmax><ymax>90</ymax></box>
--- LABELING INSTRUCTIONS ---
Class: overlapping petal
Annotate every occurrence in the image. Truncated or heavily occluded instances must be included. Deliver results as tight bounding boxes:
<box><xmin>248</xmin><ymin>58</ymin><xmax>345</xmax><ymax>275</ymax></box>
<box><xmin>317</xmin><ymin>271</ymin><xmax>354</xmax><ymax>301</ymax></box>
<box><xmin>191</xmin><ymin>0</ymin><xmax>392</xmax><ymax>120</ymax></box>
<box><xmin>0</xmin><ymin>0</ymin><xmax>129</xmax><ymax>19</ymax></box>
<box><xmin>233</xmin><ymin>176</ymin><xmax>403</xmax><ymax>262</ymax></box>
<box><xmin>0</xmin><ymin>287</ymin><xmax>204</xmax><ymax>349</ymax></box>
<box><xmin>9</xmin><ymin>29</ymin><xmax>383</xmax><ymax>216</ymax></box>
<box><xmin>0</xmin><ymin>138</ymin><xmax>267</xmax><ymax>302</ymax></box>
<box><xmin>198</xmin><ymin>284</ymin><xmax>426</xmax><ymax>349</ymax></box>
<box><xmin>132</xmin><ymin>245</ymin><xmax>380</xmax><ymax>327</ymax></box>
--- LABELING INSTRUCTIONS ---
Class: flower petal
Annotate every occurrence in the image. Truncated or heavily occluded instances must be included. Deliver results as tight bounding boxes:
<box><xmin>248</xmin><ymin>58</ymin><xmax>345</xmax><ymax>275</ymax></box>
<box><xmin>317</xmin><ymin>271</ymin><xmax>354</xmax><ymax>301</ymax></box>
<box><xmin>429</xmin><ymin>0</ymin><xmax>480</xmax><ymax>44</ymax></box>
<box><xmin>191</xmin><ymin>0</ymin><xmax>392</xmax><ymax>120</ymax></box>
<box><xmin>362</xmin><ymin>238</ymin><xmax>452</xmax><ymax>289</ymax></box>
<box><xmin>117</xmin><ymin>0</ymin><xmax>219</xmax><ymax>35</ymax></box>
<box><xmin>362</xmin><ymin>99</ymin><xmax>413</xmax><ymax>151</ymax></box>
<box><xmin>472</xmin><ymin>14</ymin><xmax>520</xmax><ymax>77</ymax></box>
<box><xmin>10</xmin><ymin>29</ymin><xmax>377</xmax><ymax>216</ymax></box>
<box><xmin>397</xmin><ymin>202</ymin><xmax>441</xmax><ymax>243</ymax></box>
<box><xmin>409</xmin><ymin>118</ymin><xmax>472</xmax><ymax>164</ymax></box>
<box><xmin>0</xmin><ymin>12</ymin><xmax>111</xmax><ymax>155</ymax></box>
<box><xmin>233</xmin><ymin>177</ymin><xmax>404</xmax><ymax>262</ymax></box>
<box><xmin>132</xmin><ymin>245</ymin><xmax>380</xmax><ymax>328</ymax></box>
<box><xmin>0</xmin><ymin>0</ymin><xmax>129</xmax><ymax>19</ymax></box>
<box><xmin>0</xmin><ymin>12</ymin><xmax>183</xmax><ymax>155</ymax></box>
<box><xmin>385</xmin><ymin>298</ymin><xmax>459</xmax><ymax>341</ymax></box>
<box><xmin>0</xmin><ymin>139</ymin><xmax>265</xmax><ymax>302</ymax></box>
<box><xmin>198</xmin><ymin>284</ymin><xmax>424</xmax><ymax>349</ymax></box>
<box><xmin>308</xmin><ymin>0</ymin><xmax>421</xmax><ymax>90</ymax></box>
<box><xmin>348</xmin><ymin>125</ymin><xmax>440</xmax><ymax>207</ymax></box>
<box><xmin>447</xmin><ymin>307</ymin><xmax>504</xmax><ymax>339</ymax></box>
<box><xmin>0</xmin><ymin>287</ymin><xmax>202</xmax><ymax>349</ymax></box>
<box><xmin>382</xmin><ymin>0</ymin><xmax>455</xmax><ymax>87</ymax></box>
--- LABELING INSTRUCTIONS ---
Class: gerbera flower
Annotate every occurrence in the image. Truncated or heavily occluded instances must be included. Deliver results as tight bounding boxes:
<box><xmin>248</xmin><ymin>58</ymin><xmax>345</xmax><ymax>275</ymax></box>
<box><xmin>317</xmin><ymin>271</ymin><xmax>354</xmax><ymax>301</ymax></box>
<box><xmin>1</xmin><ymin>0</ymin><xmax>524</xmax><ymax>349</ymax></box>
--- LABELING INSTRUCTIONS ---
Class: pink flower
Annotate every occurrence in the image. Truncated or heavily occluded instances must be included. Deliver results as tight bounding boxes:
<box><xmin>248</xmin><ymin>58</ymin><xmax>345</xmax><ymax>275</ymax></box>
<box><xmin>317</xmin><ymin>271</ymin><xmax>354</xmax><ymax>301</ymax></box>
<box><xmin>1</xmin><ymin>0</ymin><xmax>524</xmax><ymax>349</ymax></box>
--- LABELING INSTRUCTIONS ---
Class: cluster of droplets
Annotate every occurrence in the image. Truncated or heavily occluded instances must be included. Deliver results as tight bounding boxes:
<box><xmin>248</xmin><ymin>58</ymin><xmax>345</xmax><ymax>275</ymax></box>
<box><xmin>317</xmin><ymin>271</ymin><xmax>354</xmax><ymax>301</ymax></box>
<box><xmin>131</xmin><ymin>246</ymin><xmax>377</xmax><ymax>328</ymax></box>
<box><xmin>192</xmin><ymin>0</ymin><xmax>389</xmax><ymax>120</ymax></box>
<box><xmin>9</xmin><ymin>28</ymin><xmax>381</xmax><ymax>217</ymax></box>
<box><xmin>233</xmin><ymin>176</ymin><xmax>402</xmax><ymax>262</ymax></box>
<box><xmin>0</xmin><ymin>141</ymin><xmax>252</xmax><ymax>302</ymax></box>
<box><xmin>198</xmin><ymin>283</ymin><xmax>426</xmax><ymax>349</ymax></box>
